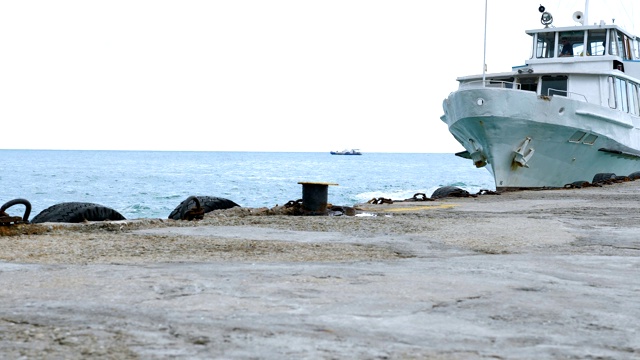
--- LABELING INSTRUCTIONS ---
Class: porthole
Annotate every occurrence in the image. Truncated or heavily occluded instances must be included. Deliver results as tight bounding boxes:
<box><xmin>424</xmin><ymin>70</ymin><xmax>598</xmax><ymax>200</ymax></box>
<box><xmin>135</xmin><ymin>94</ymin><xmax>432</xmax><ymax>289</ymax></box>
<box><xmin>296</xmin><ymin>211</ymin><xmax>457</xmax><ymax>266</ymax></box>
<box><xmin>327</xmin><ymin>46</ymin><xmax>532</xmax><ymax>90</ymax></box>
<box><xmin>476</xmin><ymin>98</ymin><xmax>485</xmax><ymax>106</ymax></box>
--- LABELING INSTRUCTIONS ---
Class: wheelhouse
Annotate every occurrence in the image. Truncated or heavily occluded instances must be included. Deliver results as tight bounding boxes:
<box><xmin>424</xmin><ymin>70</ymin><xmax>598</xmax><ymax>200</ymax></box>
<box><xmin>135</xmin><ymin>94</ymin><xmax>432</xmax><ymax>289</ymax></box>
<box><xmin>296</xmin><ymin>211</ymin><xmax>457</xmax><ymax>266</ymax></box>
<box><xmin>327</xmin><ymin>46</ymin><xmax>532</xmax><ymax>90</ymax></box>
<box><xmin>531</xmin><ymin>26</ymin><xmax>639</xmax><ymax>61</ymax></box>
<box><xmin>456</xmin><ymin>23</ymin><xmax>640</xmax><ymax>116</ymax></box>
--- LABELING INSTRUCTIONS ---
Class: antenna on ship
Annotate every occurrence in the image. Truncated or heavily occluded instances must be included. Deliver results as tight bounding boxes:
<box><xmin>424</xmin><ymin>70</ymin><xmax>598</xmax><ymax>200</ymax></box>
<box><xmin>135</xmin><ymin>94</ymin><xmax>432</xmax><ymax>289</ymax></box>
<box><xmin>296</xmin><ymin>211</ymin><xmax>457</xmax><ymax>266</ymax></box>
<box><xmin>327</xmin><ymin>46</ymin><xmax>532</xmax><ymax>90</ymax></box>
<box><xmin>583</xmin><ymin>0</ymin><xmax>589</xmax><ymax>25</ymax></box>
<box><xmin>482</xmin><ymin>0</ymin><xmax>487</xmax><ymax>87</ymax></box>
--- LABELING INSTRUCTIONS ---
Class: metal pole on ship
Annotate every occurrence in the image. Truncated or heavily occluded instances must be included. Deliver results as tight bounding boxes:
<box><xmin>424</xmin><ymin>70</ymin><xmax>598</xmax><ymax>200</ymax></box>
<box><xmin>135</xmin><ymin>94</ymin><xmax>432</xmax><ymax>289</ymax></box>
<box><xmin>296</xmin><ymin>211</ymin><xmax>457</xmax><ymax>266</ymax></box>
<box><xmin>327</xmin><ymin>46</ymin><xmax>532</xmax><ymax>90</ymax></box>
<box><xmin>583</xmin><ymin>0</ymin><xmax>589</xmax><ymax>25</ymax></box>
<box><xmin>482</xmin><ymin>0</ymin><xmax>487</xmax><ymax>86</ymax></box>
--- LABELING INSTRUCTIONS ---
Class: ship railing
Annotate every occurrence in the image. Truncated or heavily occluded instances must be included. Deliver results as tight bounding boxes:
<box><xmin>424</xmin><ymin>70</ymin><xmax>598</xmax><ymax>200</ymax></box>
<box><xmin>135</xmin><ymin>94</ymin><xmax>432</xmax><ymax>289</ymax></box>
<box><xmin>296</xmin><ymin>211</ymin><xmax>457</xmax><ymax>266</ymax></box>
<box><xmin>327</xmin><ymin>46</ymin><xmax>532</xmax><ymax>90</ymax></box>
<box><xmin>547</xmin><ymin>88</ymin><xmax>588</xmax><ymax>102</ymax></box>
<box><xmin>459</xmin><ymin>80</ymin><xmax>522</xmax><ymax>90</ymax></box>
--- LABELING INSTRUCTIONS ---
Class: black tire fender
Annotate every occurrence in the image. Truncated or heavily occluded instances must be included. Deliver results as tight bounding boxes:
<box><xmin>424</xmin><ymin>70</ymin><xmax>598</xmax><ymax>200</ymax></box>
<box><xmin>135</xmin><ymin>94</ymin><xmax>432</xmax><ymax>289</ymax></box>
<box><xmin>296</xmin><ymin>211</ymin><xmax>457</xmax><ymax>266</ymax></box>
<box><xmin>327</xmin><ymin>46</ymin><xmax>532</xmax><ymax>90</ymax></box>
<box><xmin>592</xmin><ymin>173</ymin><xmax>616</xmax><ymax>183</ymax></box>
<box><xmin>431</xmin><ymin>186</ymin><xmax>470</xmax><ymax>199</ymax></box>
<box><xmin>168</xmin><ymin>196</ymin><xmax>240</xmax><ymax>220</ymax></box>
<box><xmin>628</xmin><ymin>171</ymin><xmax>640</xmax><ymax>180</ymax></box>
<box><xmin>31</xmin><ymin>202</ymin><xmax>126</xmax><ymax>224</ymax></box>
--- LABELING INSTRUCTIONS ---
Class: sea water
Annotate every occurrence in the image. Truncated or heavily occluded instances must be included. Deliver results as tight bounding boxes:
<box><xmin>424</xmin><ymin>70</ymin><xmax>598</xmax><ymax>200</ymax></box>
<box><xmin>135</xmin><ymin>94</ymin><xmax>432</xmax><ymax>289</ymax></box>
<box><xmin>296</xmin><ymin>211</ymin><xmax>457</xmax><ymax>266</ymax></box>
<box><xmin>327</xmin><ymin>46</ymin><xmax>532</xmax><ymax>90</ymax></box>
<box><xmin>0</xmin><ymin>150</ymin><xmax>494</xmax><ymax>220</ymax></box>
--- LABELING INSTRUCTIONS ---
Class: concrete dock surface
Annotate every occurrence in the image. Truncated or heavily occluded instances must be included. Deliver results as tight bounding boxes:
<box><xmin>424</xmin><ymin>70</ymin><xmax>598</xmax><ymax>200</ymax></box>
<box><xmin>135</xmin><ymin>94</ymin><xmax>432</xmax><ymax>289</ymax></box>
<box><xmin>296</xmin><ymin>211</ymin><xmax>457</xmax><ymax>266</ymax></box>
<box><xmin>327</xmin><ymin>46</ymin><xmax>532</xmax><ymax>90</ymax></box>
<box><xmin>1</xmin><ymin>182</ymin><xmax>639</xmax><ymax>359</ymax></box>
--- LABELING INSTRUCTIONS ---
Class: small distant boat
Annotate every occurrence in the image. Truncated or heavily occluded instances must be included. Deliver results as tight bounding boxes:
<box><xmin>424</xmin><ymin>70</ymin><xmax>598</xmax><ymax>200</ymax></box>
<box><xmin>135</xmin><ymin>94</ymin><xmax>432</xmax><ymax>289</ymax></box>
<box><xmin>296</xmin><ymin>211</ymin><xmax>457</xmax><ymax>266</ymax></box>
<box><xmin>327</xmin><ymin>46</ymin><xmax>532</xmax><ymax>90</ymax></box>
<box><xmin>330</xmin><ymin>149</ymin><xmax>362</xmax><ymax>155</ymax></box>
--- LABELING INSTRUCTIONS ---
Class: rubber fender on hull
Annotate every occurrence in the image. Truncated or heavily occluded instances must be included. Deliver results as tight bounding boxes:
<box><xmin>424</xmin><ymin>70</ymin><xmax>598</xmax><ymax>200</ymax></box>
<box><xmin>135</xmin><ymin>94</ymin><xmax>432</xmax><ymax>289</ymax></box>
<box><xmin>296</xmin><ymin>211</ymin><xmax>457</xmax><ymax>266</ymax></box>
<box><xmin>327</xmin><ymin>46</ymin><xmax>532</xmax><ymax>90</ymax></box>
<box><xmin>31</xmin><ymin>202</ymin><xmax>126</xmax><ymax>224</ymax></box>
<box><xmin>592</xmin><ymin>173</ymin><xmax>616</xmax><ymax>184</ymax></box>
<box><xmin>168</xmin><ymin>195</ymin><xmax>240</xmax><ymax>220</ymax></box>
<box><xmin>566</xmin><ymin>180</ymin><xmax>590</xmax><ymax>189</ymax></box>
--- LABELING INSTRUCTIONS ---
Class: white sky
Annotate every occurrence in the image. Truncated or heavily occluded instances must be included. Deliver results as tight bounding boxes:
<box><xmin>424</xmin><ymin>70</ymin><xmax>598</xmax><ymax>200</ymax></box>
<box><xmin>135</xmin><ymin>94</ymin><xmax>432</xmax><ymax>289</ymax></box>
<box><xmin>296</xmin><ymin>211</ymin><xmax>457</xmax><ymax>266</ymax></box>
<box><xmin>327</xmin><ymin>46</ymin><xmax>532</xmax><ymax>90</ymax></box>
<box><xmin>0</xmin><ymin>0</ymin><xmax>635</xmax><ymax>152</ymax></box>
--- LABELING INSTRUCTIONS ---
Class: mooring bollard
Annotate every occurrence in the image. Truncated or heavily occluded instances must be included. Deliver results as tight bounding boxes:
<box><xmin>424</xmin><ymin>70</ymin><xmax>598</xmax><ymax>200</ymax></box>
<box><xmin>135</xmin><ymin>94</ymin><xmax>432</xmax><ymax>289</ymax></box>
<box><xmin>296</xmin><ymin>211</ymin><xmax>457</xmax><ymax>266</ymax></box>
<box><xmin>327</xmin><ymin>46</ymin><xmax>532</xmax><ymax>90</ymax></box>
<box><xmin>297</xmin><ymin>182</ymin><xmax>338</xmax><ymax>215</ymax></box>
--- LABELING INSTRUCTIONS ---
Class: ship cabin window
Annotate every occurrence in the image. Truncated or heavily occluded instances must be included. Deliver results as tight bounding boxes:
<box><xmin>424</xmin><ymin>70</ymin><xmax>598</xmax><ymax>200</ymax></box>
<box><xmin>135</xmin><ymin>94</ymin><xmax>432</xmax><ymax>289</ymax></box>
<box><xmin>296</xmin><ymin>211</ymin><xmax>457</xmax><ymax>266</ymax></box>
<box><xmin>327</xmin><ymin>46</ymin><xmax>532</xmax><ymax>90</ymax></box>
<box><xmin>518</xmin><ymin>77</ymin><xmax>538</xmax><ymax>92</ymax></box>
<box><xmin>535</xmin><ymin>30</ymin><xmax>622</xmax><ymax>58</ymax></box>
<box><xmin>541</xmin><ymin>75</ymin><xmax>568</xmax><ymax>97</ymax></box>
<box><xmin>558</xmin><ymin>31</ymin><xmax>583</xmax><ymax>57</ymax></box>
<box><xmin>610</xmin><ymin>30</ymin><xmax>620</xmax><ymax>56</ymax></box>
<box><xmin>610</xmin><ymin>30</ymin><xmax>634</xmax><ymax>60</ymax></box>
<box><xmin>630</xmin><ymin>83</ymin><xmax>640</xmax><ymax>116</ymax></box>
<box><xmin>608</xmin><ymin>77</ymin><xmax>616</xmax><ymax>108</ymax></box>
<box><xmin>487</xmin><ymin>77</ymin><xmax>515</xmax><ymax>89</ymax></box>
<box><xmin>608</xmin><ymin>76</ymin><xmax>640</xmax><ymax>116</ymax></box>
<box><xmin>616</xmin><ymin>78</ymin><xmax>629</xmax><ymax>112</ymax></box>
<box><xmin>585</xmin><ymin>29</ymin><xmax>606</xmax><ymax>56</ymax></box>
<box><xmin>535</xmin><ymin>32</ymin><xmax>555</xmax><ymax>58</ymax></box>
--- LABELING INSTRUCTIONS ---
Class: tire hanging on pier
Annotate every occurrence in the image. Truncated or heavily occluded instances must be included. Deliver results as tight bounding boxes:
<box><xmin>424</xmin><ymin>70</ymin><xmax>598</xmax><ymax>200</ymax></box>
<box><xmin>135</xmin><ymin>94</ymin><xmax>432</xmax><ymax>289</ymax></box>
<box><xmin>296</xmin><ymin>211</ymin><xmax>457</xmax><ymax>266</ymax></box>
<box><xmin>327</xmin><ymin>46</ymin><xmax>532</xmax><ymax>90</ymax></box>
<box><xmin>31</xmin><ymin>202</ymin><xmax>126</xmax><ymax>224</ymax></box>
<box><xmin>430</xmin><ymin>186</ymin><xmax>472</xmax><ymax>199</ymax></box>
<box><xmin>168</xmin><ymin>195</ymin><xmax>240</xmax><ymax>220</ymax></box>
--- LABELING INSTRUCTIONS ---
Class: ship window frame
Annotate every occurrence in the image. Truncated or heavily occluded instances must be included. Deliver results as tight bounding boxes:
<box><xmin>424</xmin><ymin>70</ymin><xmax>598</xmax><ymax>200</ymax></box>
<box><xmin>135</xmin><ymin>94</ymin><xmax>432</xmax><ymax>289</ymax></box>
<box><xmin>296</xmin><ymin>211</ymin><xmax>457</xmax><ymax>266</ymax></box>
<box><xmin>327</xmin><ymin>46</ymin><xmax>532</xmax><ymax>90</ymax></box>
<box><xmin>541</xmin><ymin>75</ymin><xmax>568</xmax><ymax>97</ymax></box>
<box><xmin>535</xmin><ymin>33</ymin><xmax>555</xmax><ymax>59</ymax></box>
<box><xmin>629</xmin><ymin>82</ymin><xmax>640</xmax><ymax>116</ymax></box>
<box><xmin>558</xmin><ymin>31</ymin><xmax>583</xmax><ymax>57</ymax></box>
<box><xmin>609</xmin><ymin>30</ymin><xmax>631</xmax><ymax>59</ymax></box>
<box><xmin>609</xmin><ymin>30</ymin><xmax>620</xmax><ymax>56</ymax></box>
<box><xmin>609</xmin><ymin>76</ymin><xmax>640</xmax><ymax>115</ymax></box>
<box><xmin>586</xmin><ymin>29</ymin><xmax>606</xmax><ymax>56</ymax></box>
<box><xmin>624</xmin><ymin>35</ymin><xmax>632</xmax><ymax>60</ymax></box>
<box><xmin>518</xmin><ymin>76</ymin><xmax>538</xmax><ymax>92</ymax></box>
<box><xmin>608</xmin><ymin>77</ymin><xmax>616</xmax><ymax>108</ymax></box>
<box><xmin>615</xmin><ymin>77</ymin><xmax>629</xmax><ymax>112</ymax></box>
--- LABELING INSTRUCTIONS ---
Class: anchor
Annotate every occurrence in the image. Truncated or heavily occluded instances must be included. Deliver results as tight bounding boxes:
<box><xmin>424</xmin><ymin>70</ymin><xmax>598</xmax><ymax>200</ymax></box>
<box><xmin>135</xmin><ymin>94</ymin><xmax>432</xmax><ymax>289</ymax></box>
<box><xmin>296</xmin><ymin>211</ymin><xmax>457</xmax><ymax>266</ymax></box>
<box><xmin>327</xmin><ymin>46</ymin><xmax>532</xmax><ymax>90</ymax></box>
<box><xmin>513</xmin><ymin>137</ymin><xmax>535</xmax><ymax>167</ymax></box>
<box><xmin>468</xmin><ymin>139</ymin><xmax>487</xmax><ymax>168</ymax></box>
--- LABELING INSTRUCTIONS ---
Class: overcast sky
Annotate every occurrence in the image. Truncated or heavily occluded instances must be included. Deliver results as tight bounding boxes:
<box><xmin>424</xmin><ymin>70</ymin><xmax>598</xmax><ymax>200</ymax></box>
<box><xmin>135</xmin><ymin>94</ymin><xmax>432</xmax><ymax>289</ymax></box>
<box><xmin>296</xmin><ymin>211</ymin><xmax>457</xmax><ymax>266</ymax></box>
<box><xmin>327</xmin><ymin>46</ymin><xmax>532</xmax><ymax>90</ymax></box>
<box><xmin>0</xmin><ymin>0</ymin><xmax>635</xmax><ymax>153</ymax></box>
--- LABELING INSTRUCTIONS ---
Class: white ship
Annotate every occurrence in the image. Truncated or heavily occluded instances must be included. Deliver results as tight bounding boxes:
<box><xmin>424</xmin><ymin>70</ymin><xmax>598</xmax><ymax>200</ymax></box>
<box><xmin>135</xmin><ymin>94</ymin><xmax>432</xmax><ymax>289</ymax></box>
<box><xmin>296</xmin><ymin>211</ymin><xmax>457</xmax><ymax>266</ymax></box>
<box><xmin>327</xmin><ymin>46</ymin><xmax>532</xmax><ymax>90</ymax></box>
<box><xmin>441</xmin><ymin>2</ymin><xmax>640</xmax><ymax>190</ymax></box>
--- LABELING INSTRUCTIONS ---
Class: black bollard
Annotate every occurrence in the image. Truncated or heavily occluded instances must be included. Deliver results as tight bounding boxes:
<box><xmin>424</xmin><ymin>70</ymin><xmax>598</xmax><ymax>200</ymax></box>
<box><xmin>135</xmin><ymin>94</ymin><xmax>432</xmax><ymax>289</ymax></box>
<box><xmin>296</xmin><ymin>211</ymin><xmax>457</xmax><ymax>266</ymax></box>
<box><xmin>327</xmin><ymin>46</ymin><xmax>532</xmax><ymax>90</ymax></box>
<box><xmin>297</xmin><ymin>182</ymin><xmax>338</xmax><ymax>215</ymax></box>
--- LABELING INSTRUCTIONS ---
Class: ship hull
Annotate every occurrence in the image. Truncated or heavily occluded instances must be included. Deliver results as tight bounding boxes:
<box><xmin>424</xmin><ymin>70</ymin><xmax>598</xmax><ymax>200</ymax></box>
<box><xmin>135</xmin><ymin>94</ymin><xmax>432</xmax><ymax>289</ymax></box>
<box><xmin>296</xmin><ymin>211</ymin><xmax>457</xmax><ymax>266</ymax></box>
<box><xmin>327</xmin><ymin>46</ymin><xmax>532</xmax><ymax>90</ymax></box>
<box><xmin>441</xmin><ymin>88</ymin><xmax>640</xmax><ymax>190</ymax></box>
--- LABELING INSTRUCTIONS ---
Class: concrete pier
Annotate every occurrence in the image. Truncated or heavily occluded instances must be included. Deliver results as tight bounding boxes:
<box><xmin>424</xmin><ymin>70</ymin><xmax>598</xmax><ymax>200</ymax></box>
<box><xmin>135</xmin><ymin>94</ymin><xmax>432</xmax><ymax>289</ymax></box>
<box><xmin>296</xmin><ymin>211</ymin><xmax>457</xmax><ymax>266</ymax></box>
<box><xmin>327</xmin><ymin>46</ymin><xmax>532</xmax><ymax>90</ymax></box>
<box><xmin>1</xmin><ymin>182</ymin><xmax>639</xmax><ymax>358</ymax></box>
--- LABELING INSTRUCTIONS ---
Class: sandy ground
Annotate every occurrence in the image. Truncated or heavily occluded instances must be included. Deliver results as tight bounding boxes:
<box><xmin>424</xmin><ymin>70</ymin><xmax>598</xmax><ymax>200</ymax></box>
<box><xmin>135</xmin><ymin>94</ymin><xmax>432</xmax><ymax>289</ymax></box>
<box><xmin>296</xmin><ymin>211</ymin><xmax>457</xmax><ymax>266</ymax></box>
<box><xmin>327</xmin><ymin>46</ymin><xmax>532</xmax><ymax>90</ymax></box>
<box><xmin>1</xmin><ymin>182</ymin><xmax>639</xmax><ymax>359</ymax></box>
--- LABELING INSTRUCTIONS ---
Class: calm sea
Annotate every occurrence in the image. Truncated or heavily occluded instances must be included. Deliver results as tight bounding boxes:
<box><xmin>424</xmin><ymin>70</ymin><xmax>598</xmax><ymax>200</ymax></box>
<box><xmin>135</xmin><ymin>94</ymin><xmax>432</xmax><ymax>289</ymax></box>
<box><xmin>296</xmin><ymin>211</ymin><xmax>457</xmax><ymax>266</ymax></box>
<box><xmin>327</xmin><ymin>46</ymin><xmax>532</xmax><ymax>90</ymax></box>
<box><xmin>0</xmin><ymin>150</ymin><xmax>494</xmax><ymax>220</ymax></box>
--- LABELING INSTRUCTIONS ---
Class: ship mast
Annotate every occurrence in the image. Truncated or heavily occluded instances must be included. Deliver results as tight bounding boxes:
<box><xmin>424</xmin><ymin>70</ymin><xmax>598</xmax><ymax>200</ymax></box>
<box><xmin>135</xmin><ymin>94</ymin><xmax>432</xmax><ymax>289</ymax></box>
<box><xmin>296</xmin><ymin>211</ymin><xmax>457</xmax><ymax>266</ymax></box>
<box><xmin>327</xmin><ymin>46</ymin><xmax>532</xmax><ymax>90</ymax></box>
<box><xmin>583</xmin><ymin>0</ymin><xmax>589</xmax><ymax>25</ymax></box>
<box><xmin>482</xmin><ymin>0</ymin><xmax>487</xmax><ymax>86</ymax></box>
